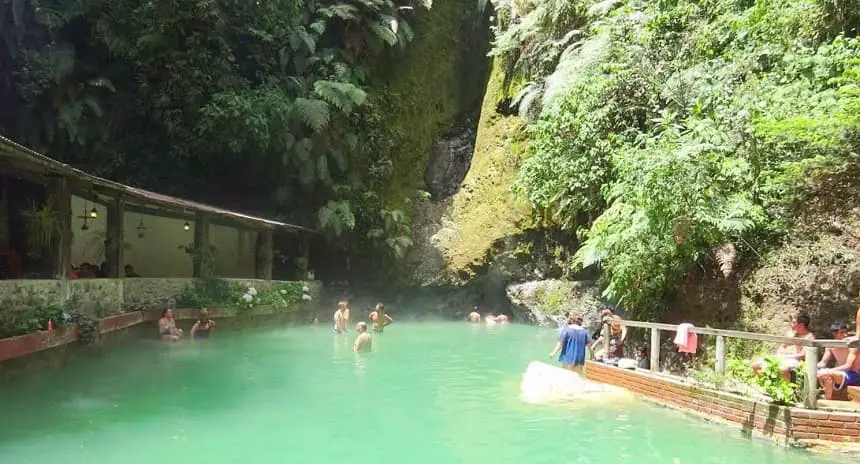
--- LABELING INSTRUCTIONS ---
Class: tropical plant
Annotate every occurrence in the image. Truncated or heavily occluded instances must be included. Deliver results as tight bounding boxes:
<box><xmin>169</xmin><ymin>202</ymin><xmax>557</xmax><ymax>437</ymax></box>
<box><xmin>1</xmin><ymin>0</ymin><xmax>441</xmax><ymax>283</ymax></box>
<box><xmin>502</xmin><ymin>0</ymin><xmax>860</xmax><ymax>315</ymax></box>
<box><xmin>20</xmin><ymin>198</ymin><xmax>61</xmax><ymax>259</ymax></box>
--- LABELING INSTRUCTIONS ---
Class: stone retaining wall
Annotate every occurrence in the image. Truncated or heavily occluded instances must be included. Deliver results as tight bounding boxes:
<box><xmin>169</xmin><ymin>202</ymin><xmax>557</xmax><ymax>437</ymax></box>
<box><xmin>0</xmin><ymin>278</ymin><xmax>322</xmax><ymax>316</ymax></box>
<box><xmin>584</xmin><ymin>361</ymin><xmax>860</xmax><ymax>443</ymax></box>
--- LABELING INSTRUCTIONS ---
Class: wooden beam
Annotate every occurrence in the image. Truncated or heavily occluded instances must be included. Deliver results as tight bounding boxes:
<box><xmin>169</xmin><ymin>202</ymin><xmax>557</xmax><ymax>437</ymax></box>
<box><xmin>104</xmin><ymin>198</ymin><xmax>125</xmax><ymax>278</ymax></box>
<box><xmin>123</xmin><ymin>202</ymin><xmax>268</xmax><ymax>233</ymax></box>
<box><xmin>192</xmin><ymin>214</ymin><xmax>211</xmax><ymax>278</ymax></box>
<box><xmin>255</xmin><ymin>229</ymin><xmax>273</xmax><ymax>280</ymax></box>
<box><xmin>51</xmin><ymin>177</ymin><xmax>72</xmax><ymax>278</ymax></box>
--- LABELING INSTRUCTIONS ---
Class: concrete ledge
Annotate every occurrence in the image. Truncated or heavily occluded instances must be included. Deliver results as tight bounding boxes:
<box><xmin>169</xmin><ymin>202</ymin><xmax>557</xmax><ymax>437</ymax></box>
<box><xmin>144</xmin><ymin>306</ymin><xmax>309</xmax><ymax>321</ymax></box>
<box><xmin>0</xmin><ymin>312</ymin><xmax>146</xmax><ymax>362</ymax></box>
<box><xmin>1</xmin><ymin>301</ymin><xmax>316</xmax><ymax>363</ymax></box>
<box><xmin>584</xmin><ymin>361</ymin><xmax>860</xmax><ymax>444</ymax></box>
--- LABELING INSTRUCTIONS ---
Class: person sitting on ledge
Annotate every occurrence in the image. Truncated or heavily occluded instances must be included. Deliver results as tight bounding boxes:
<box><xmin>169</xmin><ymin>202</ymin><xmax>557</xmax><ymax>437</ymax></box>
<box><xmin>190</xmin><ymin>309</ymin><xmax>216</xmax><ymax>340</ymax></box>
<box><xmin>590</xmin><ymin>308</ymin><xmax>627</xmax><ymax>359</ymax></box>
<box><xmin>158</xmin><ymin>308</ymin><xmax>183</xmax><ymax>342</ymax></box>
<box><xmin>752</xmin><ymin>311</ymin><xmax>814</xmax><ymax>380</ymax></box>
<box><xmin>818</xmin><ymin>323</ymin><xmax>860</xmax><ymax>399</ymax></box>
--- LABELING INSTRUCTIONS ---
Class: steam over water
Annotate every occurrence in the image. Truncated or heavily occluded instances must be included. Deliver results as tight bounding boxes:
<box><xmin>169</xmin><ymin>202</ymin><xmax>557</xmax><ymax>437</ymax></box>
<box><xmin>0</xmin><ymin>322</ymin><xmax>840</xmax><ymax>463</ymax></box>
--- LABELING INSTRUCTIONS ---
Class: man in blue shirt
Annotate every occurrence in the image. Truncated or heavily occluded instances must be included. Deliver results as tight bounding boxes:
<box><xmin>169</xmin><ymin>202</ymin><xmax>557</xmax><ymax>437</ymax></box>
<box><xmin>548</xmin><ymin>314</ymin><xmax>590</xmax><ymax>374</ymax></box>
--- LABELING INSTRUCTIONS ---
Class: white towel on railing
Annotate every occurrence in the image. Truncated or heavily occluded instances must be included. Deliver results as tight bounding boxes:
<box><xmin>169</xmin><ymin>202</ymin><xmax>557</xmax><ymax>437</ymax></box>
<box><xmin>674</xmin><ymin>323</ymin><xmax>698</xmax><ymax>354</ymax></box>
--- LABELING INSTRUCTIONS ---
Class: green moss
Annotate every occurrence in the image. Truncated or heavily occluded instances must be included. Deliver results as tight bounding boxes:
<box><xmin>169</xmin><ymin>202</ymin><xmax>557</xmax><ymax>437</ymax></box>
<box><xmin>534</xmin><ymin>286</ymin><xmax>568</xmax><ymax>313</ymax></box>
<box><xmin>436</xmin><ymin>58</ymin><xmax>530</xmax><ymax>275</ymax></box>
<box><xmin>369</xmin><ymin>0</ymin><xmax>488</xmax><ymax>207</ymax></box>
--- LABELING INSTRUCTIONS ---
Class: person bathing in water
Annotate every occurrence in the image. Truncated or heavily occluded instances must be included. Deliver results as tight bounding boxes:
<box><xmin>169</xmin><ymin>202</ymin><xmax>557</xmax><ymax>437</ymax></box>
<box><xmin>549</xmin><ymin>314</ymin><xmax>589</xmax><ymax>374</ymax></box>
<box><xmin>333</xmin><ymin>301</ymin><xmax>350</xmax><ymax>334</ymax></box>
<box><xmin>354</xmin><ymin>322</ymin><xmax>372</xmax><ymax>353</ymax></box>
<box><xmin>468</xmin><ymin>307</ymin><xmax>481</xmax><ymax>323</ymax></box>
<box><xmin>190</xmin><ymin>309</ymin><xmax>216</xmax><ymax>340</ymax></box>
<box><xmin>158</xmin><ymin>308</ymin><xmax>183</xmax><ymax>342</ymax></box>
<box><xmin>485</xmin><ymin>313</ymin><xmax>509</xmax><ymax>324</ymax></box>
<box><xmin>369</xmin><ymin>303</ymin><xmax>393</xmax><ymax>333</ymax></box>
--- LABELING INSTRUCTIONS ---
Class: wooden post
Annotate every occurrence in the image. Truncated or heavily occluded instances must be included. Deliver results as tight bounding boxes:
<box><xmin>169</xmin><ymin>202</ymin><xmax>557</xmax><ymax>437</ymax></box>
<box><xmin>192</xmin><ymin>214</ymin><xmax>211</xmax><ymax>278</ymax></box>
<box><xmin>804</xmin><ymin>346</ymin><xmax>819</xmax><ymax>409</ymax></box>
<box><xmin>715</xmin><ymin>335</ymin><xmax>726</xmax><ymax>376</ymax></box>
<box><xmin>255</xmin><ymin>229</ymin><xmax>273</xmax><ymax>280</ymax></box>
<box><xmin>51</xmin><ymin>178</ymin><xmax>72</xmax><ymax>278</ymax></box>
<box><xmin>650</xmin><ymin>327</ymin><xmax>660</xmax><ymax>371</ymax></box>
<box><xmin>602</xmin><ymin>322</ymin><xmax>610</xmax><ymax>358</ymax></box>
<box><xmin>104</xmin><ymin>198</ymin><xmax>125</xmax><ymax>278</ymax></box>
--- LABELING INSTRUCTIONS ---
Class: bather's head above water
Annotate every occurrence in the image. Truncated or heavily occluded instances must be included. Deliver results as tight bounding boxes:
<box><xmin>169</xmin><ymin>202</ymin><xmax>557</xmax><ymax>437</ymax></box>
<box><xmin>161</xmin><ymin>308</ymin><xmax>174</xmax><ymax>320</ymax></box>
<box><xmin>356</xmin><ymin>321</ymin><xmax>368</xmax><ymax>333</ymax></box>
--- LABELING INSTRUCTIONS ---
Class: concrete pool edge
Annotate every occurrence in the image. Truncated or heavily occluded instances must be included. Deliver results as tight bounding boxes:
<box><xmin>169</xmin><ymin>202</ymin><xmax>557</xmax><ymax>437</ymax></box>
<box><xmin>584</xmin><ymin>361</ymin><xmax>860</xmax><ymax>453</ymax></box>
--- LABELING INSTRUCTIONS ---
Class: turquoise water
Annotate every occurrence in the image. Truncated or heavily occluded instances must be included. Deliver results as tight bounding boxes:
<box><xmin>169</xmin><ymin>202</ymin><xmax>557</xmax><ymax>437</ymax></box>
<box><xmin>0</xmin><ymin>322</ymin><xmax>840</xmax><ymax>463</ymax></box>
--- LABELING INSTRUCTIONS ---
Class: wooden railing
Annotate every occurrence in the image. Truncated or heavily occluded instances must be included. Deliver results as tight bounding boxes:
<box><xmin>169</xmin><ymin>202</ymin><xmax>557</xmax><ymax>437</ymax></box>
<box><xmin>601</xmin><ymin>320</ymin><xmax>858</xmax><ymax>409</ymax></box>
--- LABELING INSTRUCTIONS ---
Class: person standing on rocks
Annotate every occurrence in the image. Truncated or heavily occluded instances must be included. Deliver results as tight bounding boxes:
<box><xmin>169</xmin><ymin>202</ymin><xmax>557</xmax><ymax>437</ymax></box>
<box><xmin>549</xmin><ymin>314</ymin><xmax>589</xmax><ymax>374</ymax></box>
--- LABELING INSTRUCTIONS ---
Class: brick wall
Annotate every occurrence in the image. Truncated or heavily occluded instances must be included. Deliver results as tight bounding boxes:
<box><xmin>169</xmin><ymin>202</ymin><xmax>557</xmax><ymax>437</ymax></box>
<box><xmin>585</xmin><ymin>361</ymin><xmax>860</xmax><ymax>443</ymax></box>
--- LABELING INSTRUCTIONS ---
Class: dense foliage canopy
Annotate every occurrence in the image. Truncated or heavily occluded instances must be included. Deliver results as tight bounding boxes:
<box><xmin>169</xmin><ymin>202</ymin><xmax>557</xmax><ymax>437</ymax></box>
<box><xmin>0</xmin><ymin>0</ymin><xmax>462</xmax><ymax>276</ymax></box>
<box><xmin>496</xmin><ymin>0</ymin><xmax>860</xmax><ymax>316</ymax></box>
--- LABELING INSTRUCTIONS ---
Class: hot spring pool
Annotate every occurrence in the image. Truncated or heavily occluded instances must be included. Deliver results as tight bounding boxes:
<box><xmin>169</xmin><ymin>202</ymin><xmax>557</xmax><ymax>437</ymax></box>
<box><xmin>0</xmin><ymin>322</ymin><xmax>841</xmax><ymax>463</ymax></box>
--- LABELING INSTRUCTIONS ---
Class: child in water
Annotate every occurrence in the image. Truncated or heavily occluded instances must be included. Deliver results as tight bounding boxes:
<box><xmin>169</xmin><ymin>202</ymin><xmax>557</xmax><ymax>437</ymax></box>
<box><xmin>354</xmin><ymin>322</ymin><xmax>372</xmax><ymax>353</ymax></box>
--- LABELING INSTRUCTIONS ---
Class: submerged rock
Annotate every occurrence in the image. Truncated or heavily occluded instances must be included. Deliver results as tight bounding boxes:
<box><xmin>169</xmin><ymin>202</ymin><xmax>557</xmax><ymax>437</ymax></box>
<box><xmin>506</xmin><ymin>280</ymin><xmax>605</xmax><ymax>332</ymax></box>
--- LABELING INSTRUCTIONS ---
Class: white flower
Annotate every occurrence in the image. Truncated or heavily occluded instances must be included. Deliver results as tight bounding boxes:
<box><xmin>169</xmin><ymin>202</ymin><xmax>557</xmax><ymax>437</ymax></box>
<box><xmin>248</xmin><ymin>287</ymin><xmax>258</xmax><ymax>296</ymax></box>
<box><xmin>301</xmin><ymin>285</ymin><xmax>309</xmax><ymax>293</ymax></box>
<box><xmin>242</xmin><ymin>293</ymin><xmax>253</xmax><ymax>302</ymax></box>
<box><xmin>302</xmin><ymin>294</ymin><xmax>312</xmax><ymax>301</ymax></box>
<box><xmin>279</xmin><ymin>289</ymin><xmax>287</xmax><ymax>295</ymax></box>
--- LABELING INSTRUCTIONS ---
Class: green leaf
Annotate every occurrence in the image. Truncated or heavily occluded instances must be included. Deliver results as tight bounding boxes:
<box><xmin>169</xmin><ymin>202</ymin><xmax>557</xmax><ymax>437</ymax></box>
<box><xmin>317</xmin><ymin>4</ymin><xmax>359</xmax><ymax>20</ymax></box>
<box><xmin>291</xmin><ymin>98</ymin><xmax>330</xmax><ymax>132</ymax></box>
<box><xmin>298</xmin><ymin>28</ymin><xmax>316</xmax><ymax>55</ymax></box>
<box><xmin>313</xmin><ymin>80</ymin><xmax>367</xmax><ymax>113</ymax></box>
<box><xmin>345</xmin><ymin>133</ymin><xmax>358</xmax><ymax>149</ymax></box>
<box><xmin>310</xmin><ymin>20</ymin><xmax>326</xmax><ymax>35</ymax></box>
<box><xmin>293</xmin><ymin>137</ymin><xmax>313</xmax><ymax>162</ymax></box>
<box><xmin>367</xmin><ymin>21</ymin><xmax>398</xmax><ymax>46</ymax></box>
<box><xmin>317</xmin><ymin>155</ymin><xmax>331</xmax><ymax>184</ymax></box>
<box><xmin>329</xmin><ymin>150</ymin><xmax>347</xmax><ymax>171</ymax></box>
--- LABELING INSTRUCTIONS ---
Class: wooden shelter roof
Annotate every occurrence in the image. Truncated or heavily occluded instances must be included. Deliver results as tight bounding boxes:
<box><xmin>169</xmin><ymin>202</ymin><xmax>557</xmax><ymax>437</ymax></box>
<box><xmin>0</xmin><ymin>136</ymin><xmax>312</xmax><ymax>233</ymax></box>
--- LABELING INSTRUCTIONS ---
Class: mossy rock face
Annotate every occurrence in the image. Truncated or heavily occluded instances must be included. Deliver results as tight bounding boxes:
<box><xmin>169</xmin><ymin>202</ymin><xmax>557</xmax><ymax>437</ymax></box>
<box><xmin>405</xmin><ymin>58</ymin><xmax>530</xmax><ymax>284</ymax></box>
<box><xmin>506</xmin><ymin>280</ymin><xmax>604</xmax><ymax>331</ymax></box>
<box><xmin>369</xmin><ymin>0</ymin><xmax>491</xmax><ymax>208</ymax></box>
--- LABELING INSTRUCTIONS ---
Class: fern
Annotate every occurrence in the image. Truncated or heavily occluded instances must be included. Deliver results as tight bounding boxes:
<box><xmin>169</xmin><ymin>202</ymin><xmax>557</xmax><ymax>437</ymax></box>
<box><xmin>317</xmin><ymin>200</ymin><xmax>356</xmax><ymax>236</ymax></box>
<box><xmin>317</xmin><ymin>4</ymin><xmax>359</xmax><ymax>20</ymax></box>
<box><xmin>313</xmin><ymin>80</ymin><xmax>367</xmax><ymax>113</ymax></box>
<box><xmin>713</xmin><ymin>242</ymin><xmax>737</xmax><ymax>278</ymax></box>
<box><xmin>291</xmin><ymin>97</ymin><xmax>330</xmax><ymax>132</ymax></box>
<box><xmin>298</xmin><ymin>28</ymin><xmax>316</xmax><ymax>54</ymax></box>
<box><xmin>367</xmin><ymin>21</ymin><xmax>398</xmax><ymax>46</ymax></box>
